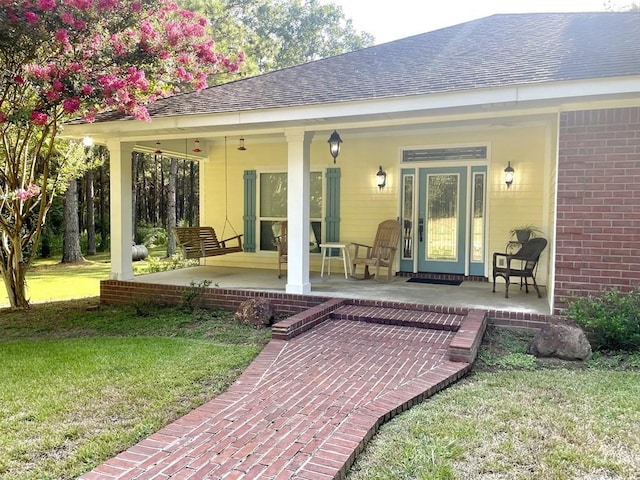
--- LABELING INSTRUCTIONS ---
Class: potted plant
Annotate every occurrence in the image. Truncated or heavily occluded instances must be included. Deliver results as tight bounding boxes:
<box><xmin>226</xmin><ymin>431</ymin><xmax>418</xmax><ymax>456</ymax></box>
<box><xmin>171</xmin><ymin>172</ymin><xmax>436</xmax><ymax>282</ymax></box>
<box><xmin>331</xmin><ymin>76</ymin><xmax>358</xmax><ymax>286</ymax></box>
<box><xmin>509</xmin><ymin>225</ymin><xmax>543</xmax><ymax>243</ymax></box>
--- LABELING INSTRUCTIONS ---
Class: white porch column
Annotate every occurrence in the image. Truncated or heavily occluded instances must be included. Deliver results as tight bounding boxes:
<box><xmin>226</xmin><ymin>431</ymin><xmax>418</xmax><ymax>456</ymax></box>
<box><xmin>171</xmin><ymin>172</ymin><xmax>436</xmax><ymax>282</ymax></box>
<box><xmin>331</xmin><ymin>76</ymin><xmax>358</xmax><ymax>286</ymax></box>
<box><xmin>285</xmin><ymin>129</ymin><xmax>312</xmax><ymax>294</ymax></box>
<box><xmin>107</xmin><ymin>139</ymin><xmax>135</xmax><ymax>280</ymax></box>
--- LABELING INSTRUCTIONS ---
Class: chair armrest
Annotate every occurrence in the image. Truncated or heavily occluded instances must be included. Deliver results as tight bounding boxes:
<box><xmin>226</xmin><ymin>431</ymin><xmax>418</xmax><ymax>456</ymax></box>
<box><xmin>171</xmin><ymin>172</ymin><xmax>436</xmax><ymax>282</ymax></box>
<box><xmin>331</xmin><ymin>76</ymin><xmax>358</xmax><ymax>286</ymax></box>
<box><xmin>220</xmin><ymin>234</ymin><xmax>243</xmax><ymax>247</ymax></box>
<box><xmin>493</xmin><ymin>251</ymin><xmax>520</xmax><ymax>269</ymax></box>
<box><xmin>352</xmin><ymin>242</ymin><xmax>372</xmax><ymax>259</ymax></box>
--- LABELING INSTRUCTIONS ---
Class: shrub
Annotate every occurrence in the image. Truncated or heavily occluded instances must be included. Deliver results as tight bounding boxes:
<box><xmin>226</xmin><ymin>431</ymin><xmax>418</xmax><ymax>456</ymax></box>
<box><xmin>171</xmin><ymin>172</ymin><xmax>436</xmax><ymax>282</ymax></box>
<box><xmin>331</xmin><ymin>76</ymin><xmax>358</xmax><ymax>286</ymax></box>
<box><xmin>566</xmin><ymin>287</ymin><xmax>640</xmax><ymax>352</ymax></box>
<box><xmin>136</xmin><ymin>224</ymin><xmax>167</xmax><ymax>247</ymax></box>
<box><xmin>145</xmin><ymin>252</ymin><xmax>198</xmax><ymax>273</ymax></box>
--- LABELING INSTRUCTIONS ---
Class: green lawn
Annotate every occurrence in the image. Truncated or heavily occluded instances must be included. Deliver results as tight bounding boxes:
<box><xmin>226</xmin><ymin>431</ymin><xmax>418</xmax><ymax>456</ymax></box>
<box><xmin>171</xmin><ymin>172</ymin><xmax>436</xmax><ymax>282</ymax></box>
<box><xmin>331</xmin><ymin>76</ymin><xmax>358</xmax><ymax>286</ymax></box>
<box><xmin>2</xmin><ymin>259</ymin><xmax>639</xmax><ymax>479</ymax></box>
<box><xmin>348</xmin><ymin>329</ymin><xmax>640</xmax><ymax>480</ymax></box>
<box><xmin>0</xmin><ymin>250</ymin><xmax>158</xmax><ymax>308</ymax></box>
<box><xmin>0</xmin><ymin>300</ymin><xmax>270</xmax><ymax>480</ymax></box>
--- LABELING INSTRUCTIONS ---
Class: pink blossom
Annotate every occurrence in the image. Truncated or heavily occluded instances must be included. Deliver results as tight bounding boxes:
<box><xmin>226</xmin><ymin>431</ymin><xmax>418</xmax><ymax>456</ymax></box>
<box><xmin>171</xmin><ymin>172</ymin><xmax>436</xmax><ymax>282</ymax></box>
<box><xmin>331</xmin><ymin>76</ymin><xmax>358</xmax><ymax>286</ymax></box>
<box><xmin>195</xmin><ymin>72</ymin><xmax>208</xmax><ymax>91</ymax></box>
<box><xmin>54</xmin><ymin>29</ymin><xmax>69</xmax><ymax>45</ymax></box>
<box><xmin>37</xmin><ymin>0</ymin><xmax>56</xmax><ymax>10</ymax></box>
<box><xmin>16</xmin><ymin>189</ymin><xmax>30</xmax><ymax>201</ymax></box>
<box><xmin>74</xmin><ymin>19</ymin><xmax>87</xmax><ymax>30</ymax></box>
<box><xmin>68</xmin><ymin>62</ymin><xmax>82</xmax><ymax>74</ymax></box>
<box><xmin>14</xmin><ymin>75</ymin><xmax>24</xmax><ymax>85</ymax></box>
<box><xmin>24</xmin><ymin>11</ymin><xmax>40</xmax><ymax>24</ymax></box>
<box><xmin>24</xmin><ymin>64</ymin><xmax>45</xmax><ymax>80</ymax></box>
<box><xmin>61</xmin><ymin>11</ymin><xmax>75</xmax><ymax>26</ymax></box>
<box><xmin>62</xmin><ymin>97</ymin><xmax>81</xmax><ymax>113</ymax></box>
<box><xmin>0</xmin><ymin>111</ymin><xmax>7</xmax><ymax>123</ymax></box>
<box><xmin>81</xmin><ymin>84</ymin><xmax>94</xmax><ymax>95</ymax></box>
<box><xmin>176</xmin><ymin>67</ymin><xmax>193</xmax><ymax>83</ymax></box>
<box><xmin>131</xmin><ymin>1</ymin><xmax>141</xmax><ymax>12</ymax></box>
<box><xmin>45</xmin><ymin>89</ymin><xmax>62</xmax><ymax>102</ymax></box>
<box><xmin>31</xmin><ymin>111</ymin><xmax>49</xmax><ymax>125</ymax></box>
<box><xmin>27</xmin><ymin>184</ymin><xmax>41</xmax><ymax>196</ymax></box>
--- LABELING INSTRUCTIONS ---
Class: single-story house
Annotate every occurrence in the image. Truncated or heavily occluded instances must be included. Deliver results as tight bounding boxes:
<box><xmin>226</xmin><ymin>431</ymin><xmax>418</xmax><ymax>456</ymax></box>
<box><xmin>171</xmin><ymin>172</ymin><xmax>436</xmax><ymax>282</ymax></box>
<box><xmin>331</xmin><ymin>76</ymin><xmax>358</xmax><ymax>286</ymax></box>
<box><xmin>65</xmin><ymin>12</ymin><xmax>640</xmax><ymax>316</ymax></box>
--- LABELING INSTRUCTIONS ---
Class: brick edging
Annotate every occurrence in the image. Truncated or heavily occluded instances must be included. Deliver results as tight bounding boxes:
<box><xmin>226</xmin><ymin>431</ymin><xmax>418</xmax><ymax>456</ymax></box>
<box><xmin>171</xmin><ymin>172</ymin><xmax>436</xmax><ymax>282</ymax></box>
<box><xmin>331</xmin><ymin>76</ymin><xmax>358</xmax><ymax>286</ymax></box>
<box><xmin>271</xmin><ymin>298</ymin><xmax>347</xmax><ymax>340</ymax></box>
<box><xmin>301</xmin><ymin>361</ymin><xmax>472</xmax><ymax>480</ymax></box>
<box><xmin>449</xmin><ymin>309</ymin><xmax>487</xmax><ymax>363</ymax></box>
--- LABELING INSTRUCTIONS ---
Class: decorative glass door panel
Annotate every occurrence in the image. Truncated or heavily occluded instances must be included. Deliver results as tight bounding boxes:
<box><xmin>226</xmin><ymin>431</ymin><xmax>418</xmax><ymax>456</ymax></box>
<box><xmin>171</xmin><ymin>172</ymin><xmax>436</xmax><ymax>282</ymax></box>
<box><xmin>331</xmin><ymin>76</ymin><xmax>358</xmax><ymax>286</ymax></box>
<box><xmin>427</xmin><ymin>174</ymin><xmax>458</xmax><ymax>261</ymax></box>
<box><xmin>469</xmin><ymin>167</ymin><xmax>487</xmax><ymax>276</ymax></box>
<box><xmin>418</xmin><ymin>167</ymin><xmax>467</xmax><ymax>274</ymax></box>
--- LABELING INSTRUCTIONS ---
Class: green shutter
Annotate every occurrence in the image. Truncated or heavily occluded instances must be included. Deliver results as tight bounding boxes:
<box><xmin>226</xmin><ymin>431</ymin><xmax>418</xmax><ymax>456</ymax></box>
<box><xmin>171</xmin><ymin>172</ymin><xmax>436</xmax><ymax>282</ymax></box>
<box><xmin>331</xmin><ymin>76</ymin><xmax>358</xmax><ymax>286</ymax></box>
<box><xmin>243</xmin><ymin>170</ymin><xmax>256</xmax><ymax>252</ymax></box>
<box><xmin>325</xmin><ymin>168</ymin><xmax>340</xmax><ymax>242</ymax></box>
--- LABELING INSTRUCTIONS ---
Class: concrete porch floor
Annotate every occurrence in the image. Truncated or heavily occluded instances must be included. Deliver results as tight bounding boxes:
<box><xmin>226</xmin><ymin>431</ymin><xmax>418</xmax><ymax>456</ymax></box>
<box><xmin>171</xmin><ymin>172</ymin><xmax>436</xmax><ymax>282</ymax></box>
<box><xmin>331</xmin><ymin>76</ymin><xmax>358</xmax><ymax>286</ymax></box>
<box><xmin>132</xmin><ymin>265</ymin><xmax>551</xmax><ymax>316</ymax></box>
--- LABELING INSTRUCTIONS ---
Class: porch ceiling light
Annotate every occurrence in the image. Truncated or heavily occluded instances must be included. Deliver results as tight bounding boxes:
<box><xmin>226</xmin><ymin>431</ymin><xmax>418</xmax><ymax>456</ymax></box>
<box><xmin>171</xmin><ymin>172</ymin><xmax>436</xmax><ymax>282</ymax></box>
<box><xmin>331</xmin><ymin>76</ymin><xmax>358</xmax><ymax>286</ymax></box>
<box><xmin>154</xmin><ymin>141</ymin><xmax>162</xmax><ymax>155</ymax></box>
<box><xmin>376</xmin><ymin>166</ymin><xmax>387</xmax><ymax>189</ymax></box>
<box><xmin>328</xmin><ymin>130</ymin><xmax>342</xmax><ymax>163</ymax></box>
<box><xmin>238</xmin><ymin>137</ymin><xmax>247</xmax><ymax>151</ymax></box>
<box><xmin>504</xmin><ymin>161</ymin><xmax>514</xmax><ymax>188</ymax></box>
<box><xmin>192</xmin><ymin>139</ymin><xmax>202</xmax><ymax>153</ymax></box>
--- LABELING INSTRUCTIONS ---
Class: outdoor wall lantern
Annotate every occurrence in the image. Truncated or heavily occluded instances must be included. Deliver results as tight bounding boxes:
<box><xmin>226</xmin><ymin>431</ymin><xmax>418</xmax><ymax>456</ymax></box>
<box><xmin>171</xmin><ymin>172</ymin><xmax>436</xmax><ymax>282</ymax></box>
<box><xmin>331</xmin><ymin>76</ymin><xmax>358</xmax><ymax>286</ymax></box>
<box><xmin>328</xmin><ymin>130</ymin><xmax>342</xmax><ymax>163</ymax></box>
<box><xmin>504</xmin><ymin>161</ymin><xmax>514</xmax><ymax>188</ymax></box>
<box><xmin>376</xmin><ymin>166</ymin><xmax>387</xmax><ymax>189</ymax></box>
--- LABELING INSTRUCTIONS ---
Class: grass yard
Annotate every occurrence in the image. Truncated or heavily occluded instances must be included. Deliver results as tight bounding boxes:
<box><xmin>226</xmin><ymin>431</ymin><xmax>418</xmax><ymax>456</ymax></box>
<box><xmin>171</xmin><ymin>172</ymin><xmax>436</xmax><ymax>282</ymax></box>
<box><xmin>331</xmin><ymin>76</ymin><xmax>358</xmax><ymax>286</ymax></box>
<box><xmin>347</xmin><ymin>328</ymin><xmax>640</xmax><ymax>480</ymax></box>
<box><xmin>2</xmin><ymin>257</ymin><xmax>639</xmax><ymax>479</ymax></box>
<box><xmin>0</xmin><ymin>299</ymin><xmax>271</xmax><ymax>480</ymax></box>
<box><xmin>0</xmin><ymin>251</ymin><xmax>157</xmax><ymax>308</ymax></box>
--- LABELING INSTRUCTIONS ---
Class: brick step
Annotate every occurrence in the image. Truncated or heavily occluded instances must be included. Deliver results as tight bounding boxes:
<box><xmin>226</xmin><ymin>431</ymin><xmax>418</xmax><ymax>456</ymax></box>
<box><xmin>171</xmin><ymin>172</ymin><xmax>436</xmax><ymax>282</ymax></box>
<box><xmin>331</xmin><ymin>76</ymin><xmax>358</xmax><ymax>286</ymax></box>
<box><xmin>331</xmin><ymin>305</ymin><xmax>464</xmax><ymax>331</ymax></box>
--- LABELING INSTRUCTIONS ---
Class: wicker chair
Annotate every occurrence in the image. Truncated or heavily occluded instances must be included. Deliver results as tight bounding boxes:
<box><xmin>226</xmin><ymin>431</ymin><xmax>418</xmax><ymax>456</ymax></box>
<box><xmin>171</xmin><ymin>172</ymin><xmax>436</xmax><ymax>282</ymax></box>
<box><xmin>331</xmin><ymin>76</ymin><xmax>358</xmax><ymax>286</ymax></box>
<box><xmin>351</xmin><ymin>219</ymin><xmax>402</xmax><ymax>282</ymax></box>
<box><xmin>492</xmin><ymin>237</ymin><xmax>547</xmax><ymax>298</ymax></box>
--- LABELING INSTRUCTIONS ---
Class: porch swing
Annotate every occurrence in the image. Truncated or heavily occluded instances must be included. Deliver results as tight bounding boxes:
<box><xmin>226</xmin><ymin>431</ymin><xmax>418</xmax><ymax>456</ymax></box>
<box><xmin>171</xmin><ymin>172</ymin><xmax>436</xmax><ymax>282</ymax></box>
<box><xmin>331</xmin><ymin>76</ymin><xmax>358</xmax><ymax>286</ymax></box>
<box><xmin>174</xmin><ymin>137</ymin><xmax>243</xmax><ymax>259</ymax></box>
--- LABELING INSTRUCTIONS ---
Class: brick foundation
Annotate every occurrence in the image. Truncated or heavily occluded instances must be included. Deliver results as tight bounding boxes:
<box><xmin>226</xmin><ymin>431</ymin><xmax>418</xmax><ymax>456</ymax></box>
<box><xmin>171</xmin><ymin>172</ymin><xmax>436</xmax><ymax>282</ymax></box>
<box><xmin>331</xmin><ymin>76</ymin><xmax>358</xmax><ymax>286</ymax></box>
<box><xmin>101</xmin><ymin>279</ymin><xmax>554</xmax><ymax>331</ymax></box>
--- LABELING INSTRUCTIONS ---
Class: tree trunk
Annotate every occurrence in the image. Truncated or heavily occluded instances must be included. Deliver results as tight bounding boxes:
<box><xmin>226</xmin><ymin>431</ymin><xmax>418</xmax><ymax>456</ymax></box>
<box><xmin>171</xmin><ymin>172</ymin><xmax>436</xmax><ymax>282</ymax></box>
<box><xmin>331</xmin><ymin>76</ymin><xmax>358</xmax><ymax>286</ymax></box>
<box><xmin>189</xmin><ymin>160</ymin><xmax>196</xmax><ymax>225</ymax></box>
<box><xmin>167</xmin><ymin>157</ymin><xmax>178</xmax><ymax>256</ymax></box>
<box><xmin>86</xmin><ymin>168</ymin><xmax>96</xmax><ymax>255</ymax></box>
<box><xmin>98</xmin><ymin>160</ymin><xmax>108</xmax><ymax>251</ymax></box>
<box><xmin>62</xmin><ymin>179</ymin><xmax>85</xmax><ymax>263</ymax></box>
<box><xmin>0</xmin><ymin>237</ymin><xmax>30</xmax><ymax>309</ymax></box>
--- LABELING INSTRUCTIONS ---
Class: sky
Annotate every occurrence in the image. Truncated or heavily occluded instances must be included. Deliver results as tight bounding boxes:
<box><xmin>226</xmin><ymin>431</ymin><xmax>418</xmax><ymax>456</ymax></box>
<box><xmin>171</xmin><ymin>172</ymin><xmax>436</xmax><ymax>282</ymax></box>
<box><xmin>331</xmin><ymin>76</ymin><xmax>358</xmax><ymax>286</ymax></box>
<box><xmin>325</xmin><ymin>0</ymin><xmax>618</xmax><ymax>44</ymax></box>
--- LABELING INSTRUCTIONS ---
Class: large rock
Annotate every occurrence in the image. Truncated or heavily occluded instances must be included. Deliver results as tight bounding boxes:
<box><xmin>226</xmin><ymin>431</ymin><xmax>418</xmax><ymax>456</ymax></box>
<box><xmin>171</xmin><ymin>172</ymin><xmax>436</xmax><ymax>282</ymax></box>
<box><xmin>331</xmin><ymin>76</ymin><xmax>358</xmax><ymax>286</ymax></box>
<box><xmin>235</xmin><ymin>298</ymin><xmax>275</xmax><ymax>328</ymax></box>
<box><xmin>528</xmin><ymin>322</ymin><xmax>592</xmax><ymax>361</ymax></box>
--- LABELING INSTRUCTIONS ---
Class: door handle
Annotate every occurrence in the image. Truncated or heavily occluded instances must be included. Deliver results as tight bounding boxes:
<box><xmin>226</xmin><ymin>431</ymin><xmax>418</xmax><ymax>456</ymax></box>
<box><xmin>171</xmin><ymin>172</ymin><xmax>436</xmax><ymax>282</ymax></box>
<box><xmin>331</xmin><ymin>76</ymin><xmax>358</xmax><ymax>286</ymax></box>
<box><xmin>418</xmin><ymin>218</ymin><xmax>424</xmax><ymax>242</ymax></box>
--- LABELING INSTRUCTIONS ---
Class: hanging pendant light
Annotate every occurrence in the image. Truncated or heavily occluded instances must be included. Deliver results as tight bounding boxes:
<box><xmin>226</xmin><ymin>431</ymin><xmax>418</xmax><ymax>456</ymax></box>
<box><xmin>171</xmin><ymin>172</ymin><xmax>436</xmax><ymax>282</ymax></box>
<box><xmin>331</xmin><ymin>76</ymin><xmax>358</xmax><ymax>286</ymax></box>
<box><xmin>237</xmin><ymin>137</ymin><xmax>247</xmax><ymax>151</ymax></box>
<box><xmin>192</xmin><ymin>139</ymin><xmax>202</xmax><ymax>153</ymax></box>
<box><xmin>154</xmin><ymin>141</ymin><xmax>162</xmax><ymax>155</ymax></box>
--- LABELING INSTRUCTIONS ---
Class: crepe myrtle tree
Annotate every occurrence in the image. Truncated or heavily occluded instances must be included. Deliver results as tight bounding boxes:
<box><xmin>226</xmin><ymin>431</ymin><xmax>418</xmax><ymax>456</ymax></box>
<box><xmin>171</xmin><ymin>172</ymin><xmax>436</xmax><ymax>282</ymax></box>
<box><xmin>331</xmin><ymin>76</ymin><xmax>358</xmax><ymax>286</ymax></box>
<box><xmin>0</xmin><ymin>0</ymin><xmax>243</xmax><ymax>309</ymax></box>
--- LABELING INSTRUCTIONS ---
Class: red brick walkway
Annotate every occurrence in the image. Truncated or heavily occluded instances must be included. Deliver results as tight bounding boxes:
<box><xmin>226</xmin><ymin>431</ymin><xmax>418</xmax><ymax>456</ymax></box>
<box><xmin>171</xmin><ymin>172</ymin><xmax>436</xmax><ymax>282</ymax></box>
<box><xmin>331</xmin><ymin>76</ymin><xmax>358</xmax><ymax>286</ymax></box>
<box><xmin>80</xmin><ymin>304</ymin><xmax>486</xmax><ymax>480</ymax></box>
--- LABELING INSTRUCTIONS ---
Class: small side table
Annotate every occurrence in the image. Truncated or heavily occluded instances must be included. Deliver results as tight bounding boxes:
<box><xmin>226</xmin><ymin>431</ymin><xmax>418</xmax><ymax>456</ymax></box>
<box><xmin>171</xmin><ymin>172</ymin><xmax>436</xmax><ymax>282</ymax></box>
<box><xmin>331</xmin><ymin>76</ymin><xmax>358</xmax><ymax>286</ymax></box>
<box><xmin>320</xmin><ymin>242</ymin><xmax>352</xmax><ymax>279</ymax></box>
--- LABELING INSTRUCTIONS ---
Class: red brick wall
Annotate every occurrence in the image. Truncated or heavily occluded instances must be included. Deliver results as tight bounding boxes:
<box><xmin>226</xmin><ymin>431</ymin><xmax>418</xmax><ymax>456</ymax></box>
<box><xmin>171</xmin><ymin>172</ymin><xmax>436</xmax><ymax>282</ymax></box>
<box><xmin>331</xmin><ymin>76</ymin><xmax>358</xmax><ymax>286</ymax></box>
<box><xmin>555</xmin><ymin>107</ymin><xmax>640</xmax><ymax>313</ymax></box>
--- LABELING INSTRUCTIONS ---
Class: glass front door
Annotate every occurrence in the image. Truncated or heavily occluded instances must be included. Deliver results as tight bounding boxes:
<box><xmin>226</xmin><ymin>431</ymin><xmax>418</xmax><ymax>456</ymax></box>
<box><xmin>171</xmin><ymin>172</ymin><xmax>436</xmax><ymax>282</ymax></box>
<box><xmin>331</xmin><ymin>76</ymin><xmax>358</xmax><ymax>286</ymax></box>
<box><xmin>419</xmin><ymin>167</ymin><xmax>467</xmax><ymax>273</ymax></box>
<box><xmin>400</xmin><ymin>166</ymin><xmax>486</xmax><ymax>276</ymax></box>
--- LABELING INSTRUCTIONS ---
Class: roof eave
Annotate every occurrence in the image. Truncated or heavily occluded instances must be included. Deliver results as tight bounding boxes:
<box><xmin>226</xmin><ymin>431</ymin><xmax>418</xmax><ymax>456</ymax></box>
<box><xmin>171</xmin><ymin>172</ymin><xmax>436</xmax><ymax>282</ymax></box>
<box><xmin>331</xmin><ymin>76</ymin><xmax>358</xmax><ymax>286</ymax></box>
<box><xmin>61</xmin><ymin>75</ymin><xmax>640</xmax><ymax>142</ymax></box>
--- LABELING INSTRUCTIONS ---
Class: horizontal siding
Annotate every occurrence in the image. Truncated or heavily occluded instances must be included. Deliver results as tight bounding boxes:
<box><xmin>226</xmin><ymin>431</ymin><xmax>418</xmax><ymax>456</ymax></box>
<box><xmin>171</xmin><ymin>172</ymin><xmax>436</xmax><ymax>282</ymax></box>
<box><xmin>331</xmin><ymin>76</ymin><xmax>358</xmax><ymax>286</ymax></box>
<box><xmin>201</xmin><ymin>122</ymin><xmax>556</xmax><ymax>288</ymax></box>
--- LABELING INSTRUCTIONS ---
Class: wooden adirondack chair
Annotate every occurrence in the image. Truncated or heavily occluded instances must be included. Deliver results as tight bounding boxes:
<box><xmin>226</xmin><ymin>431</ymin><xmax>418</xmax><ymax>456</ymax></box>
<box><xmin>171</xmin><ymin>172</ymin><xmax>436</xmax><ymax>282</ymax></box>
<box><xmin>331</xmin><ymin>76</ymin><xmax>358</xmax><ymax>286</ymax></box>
<box><xmin>351</xmin><ymin>219</ymin><xmax>402</xmax><ymax>282</ymax></box>
<box><xmin>174</xmin><ymin>226</ymin><xmax>243</xmax><ymax>259</ymax></box>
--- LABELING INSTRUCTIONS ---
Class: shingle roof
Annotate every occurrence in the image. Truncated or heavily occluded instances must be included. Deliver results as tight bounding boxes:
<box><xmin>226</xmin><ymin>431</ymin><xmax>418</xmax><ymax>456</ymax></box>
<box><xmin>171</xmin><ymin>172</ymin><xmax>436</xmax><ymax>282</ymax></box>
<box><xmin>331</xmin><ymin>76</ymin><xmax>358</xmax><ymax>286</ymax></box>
<box><xmin>100</xmin><ymin>12</ymin><xmax>640</xmax><ymax>122</ymax></box>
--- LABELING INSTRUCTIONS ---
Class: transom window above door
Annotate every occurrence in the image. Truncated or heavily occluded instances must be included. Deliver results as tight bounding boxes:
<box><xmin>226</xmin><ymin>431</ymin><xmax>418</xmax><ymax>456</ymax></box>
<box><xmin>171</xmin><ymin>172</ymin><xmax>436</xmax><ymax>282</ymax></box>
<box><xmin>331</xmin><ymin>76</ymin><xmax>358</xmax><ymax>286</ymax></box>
<box><xmin>403</xmin><ymin>146</ymin><xmax>487</xmax><ymax>162</ymax></box>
